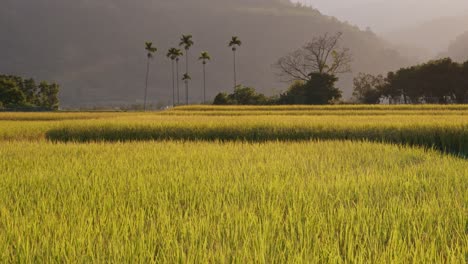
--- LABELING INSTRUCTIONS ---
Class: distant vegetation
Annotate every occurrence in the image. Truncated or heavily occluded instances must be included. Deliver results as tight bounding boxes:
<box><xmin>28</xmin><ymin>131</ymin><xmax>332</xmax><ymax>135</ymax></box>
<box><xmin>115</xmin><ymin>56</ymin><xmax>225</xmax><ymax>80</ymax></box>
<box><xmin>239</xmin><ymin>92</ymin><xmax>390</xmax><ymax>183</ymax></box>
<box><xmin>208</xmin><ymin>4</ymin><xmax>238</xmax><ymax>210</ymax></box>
<box><xmin>214</xmin><ymin>33</ymin><xmax>346</xmax><ymax>105</ymax></box>
<box><xmin>213</xmin><ymin>76</ymin><xmax>341</xmax><ymax>106</ymax></box>
<box><xmin>0</xmin><ymin>75</ymin><xmax>60</xmax><ymax>110</ymax></box>
<box><xmin>214</xmin><ymin>85</ymin><xmax>275</xmax><ymax>105</ymax></box>
<box><xmin>211</xmin><ymin>33</ymin><xmax>467</xmax><ymax>106</ymax></box>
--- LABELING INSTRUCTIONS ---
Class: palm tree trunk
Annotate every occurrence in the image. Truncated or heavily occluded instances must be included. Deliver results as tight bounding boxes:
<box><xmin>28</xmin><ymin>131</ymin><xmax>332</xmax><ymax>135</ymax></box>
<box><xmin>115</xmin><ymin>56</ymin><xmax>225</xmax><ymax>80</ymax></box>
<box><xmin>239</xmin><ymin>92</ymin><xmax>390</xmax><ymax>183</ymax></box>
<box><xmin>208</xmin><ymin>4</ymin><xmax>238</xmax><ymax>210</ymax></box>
<box><xmin>176</xmin><ymin>60</ymin><xmax>180</xmax><ymax>105</ymax></box>
<box><xmin>186</xmin><ymin>50</ymin><xmax>189</xmax><ymax>74</ymax></box>
<box><xmin>203</xmin><ymin>63</ymin><xmax>206</xmax><ymax>104</ymax></box>
<box><xmin>233</xmin><ymin>50</ymin><xmax>237</xmax><ymax>89</ymax></box>
<box><xmin>144</xmin><ymin>58</ymin><xmax>150</xmax><ymax>111</ymax></box>
<box><xmin>185</xmin><ymin>81</ymin><xmax>188</xmax><ymax>105</ymax></box>
<box><xmin>186</xmin><ymin>50</ymin><xmax>189</xmax><ymax>105</ymax></box>
<box><xmin>171</xmin><ymin>60</ymin><xmax>175</xmax><ymax>107</ymax></box>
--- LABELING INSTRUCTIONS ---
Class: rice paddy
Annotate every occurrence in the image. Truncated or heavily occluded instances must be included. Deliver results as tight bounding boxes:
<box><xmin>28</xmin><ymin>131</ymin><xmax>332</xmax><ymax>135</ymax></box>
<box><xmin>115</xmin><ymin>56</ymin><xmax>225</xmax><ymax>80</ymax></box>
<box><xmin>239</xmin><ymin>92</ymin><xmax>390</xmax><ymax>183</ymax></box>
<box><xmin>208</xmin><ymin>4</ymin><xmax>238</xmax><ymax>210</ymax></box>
<box><xmin>0</xmin><ymin>105</ymin><xmax>467</xmax><ymax>262</ymax></box>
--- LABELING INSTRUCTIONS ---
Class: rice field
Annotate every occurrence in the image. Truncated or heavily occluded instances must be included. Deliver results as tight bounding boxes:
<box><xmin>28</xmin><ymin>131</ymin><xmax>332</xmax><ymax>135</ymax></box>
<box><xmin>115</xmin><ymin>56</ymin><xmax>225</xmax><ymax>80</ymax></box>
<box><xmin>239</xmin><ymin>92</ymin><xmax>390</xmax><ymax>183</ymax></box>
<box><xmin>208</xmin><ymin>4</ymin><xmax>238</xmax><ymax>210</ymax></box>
<box><xmin>0</xmin><ymin>105</ymin><xmax>467</xmax><ymax>262</ymax></box>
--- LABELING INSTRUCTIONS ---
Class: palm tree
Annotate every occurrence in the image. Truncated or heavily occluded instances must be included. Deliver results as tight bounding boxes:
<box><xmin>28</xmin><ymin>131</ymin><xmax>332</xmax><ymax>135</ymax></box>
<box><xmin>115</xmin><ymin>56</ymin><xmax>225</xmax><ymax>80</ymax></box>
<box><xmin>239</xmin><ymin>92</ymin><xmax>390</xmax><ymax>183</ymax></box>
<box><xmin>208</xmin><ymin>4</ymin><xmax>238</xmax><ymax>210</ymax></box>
<box><xmin>173</xmin><ymin>49</ymin><xmax>183</xmax><ymax>105</ymax></box>
<box><xmin>198</xmin><ymin>51</ymin><xmax>211</xmax><ymax>104</ymax></box>
<box><xmin>229</xmin><ymin>36</ymin><xmax>242</xmax><ymax>89</ymax></box>
<box><xmin>166</xmin><ymin>48</ymin><xmax>178</xmax><ymax>107</ymax></box>
<box><xmin>182</xmin><ymin>73</ymin><xmax>191</xmax><ymax>105</ymax></box>
<box><xmin>144</xmin><ymin>42</ymin><xmax>157</xmax><ymax>111</ymax></box>
<box><xmin>179</xmin><ymin>35</ymin><xmax>194</xmax><ymax>104</ymax></box>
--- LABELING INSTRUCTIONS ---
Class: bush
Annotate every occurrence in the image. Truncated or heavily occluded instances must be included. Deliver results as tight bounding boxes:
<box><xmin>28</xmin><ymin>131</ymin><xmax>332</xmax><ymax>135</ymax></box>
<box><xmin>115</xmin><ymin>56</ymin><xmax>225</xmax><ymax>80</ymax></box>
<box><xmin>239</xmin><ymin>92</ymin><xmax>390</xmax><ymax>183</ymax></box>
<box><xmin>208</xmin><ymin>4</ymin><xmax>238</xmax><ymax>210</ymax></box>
<box><xmin>213</xmin><ymin>86</ymin><xmax>274</xmax><ymax>105</ymax></box>
<box><xmin>279</xmin><ymin>73</ymin><xmax>342</xmax><ymax>105</ymax></box>
<box><xmin>213</xmin><ymin>93</ymin><xmax>230</xmax><ymax>105</ymax></box>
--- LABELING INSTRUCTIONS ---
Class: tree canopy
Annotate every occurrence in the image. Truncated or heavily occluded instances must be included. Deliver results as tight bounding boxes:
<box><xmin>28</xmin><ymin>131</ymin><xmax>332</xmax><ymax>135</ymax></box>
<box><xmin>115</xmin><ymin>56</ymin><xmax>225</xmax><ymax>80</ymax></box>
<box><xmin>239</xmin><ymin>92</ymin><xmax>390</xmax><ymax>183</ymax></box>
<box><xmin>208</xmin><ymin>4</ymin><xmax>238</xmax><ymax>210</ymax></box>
<box><xmin>275</xmin><ymin>32</ymin><xmax>352</xmax><ymax>83</ymax></box>
<box><xmin>0</xmin><ymin>75</ymin><xmax>60</xmax><ymax>110</ymax></box>
<box><xmin>279</xmin><ymin>73</ymin><xmax>342</xmax><ymax>105</ymax></box>
<box><xmin>353</xmin><ymin>58</ymin><xmax>468</xmax><ymax>104</ymax></box>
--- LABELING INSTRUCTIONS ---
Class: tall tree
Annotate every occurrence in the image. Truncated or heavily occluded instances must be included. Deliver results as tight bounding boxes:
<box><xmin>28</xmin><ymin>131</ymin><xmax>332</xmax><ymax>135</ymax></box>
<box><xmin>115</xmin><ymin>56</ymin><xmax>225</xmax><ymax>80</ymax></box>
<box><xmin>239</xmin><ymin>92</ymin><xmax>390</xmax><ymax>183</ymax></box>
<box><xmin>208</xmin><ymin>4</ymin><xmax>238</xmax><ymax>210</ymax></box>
<box><xmin>179</xmin><ymin>35</ymin><xmax>194</xmax><ymax>104</ymax></box>
<box><xmin>198</xmin><ymin>51</ymin><xmax>211</xmax><ymax>104</ymax></box>
<box><xmin>229</xmin><ymin>36</ymin><xmax>242</xmax><ymax>89</ymax></box>
<box><xmin>167</xmin><ymin>48</ymin><xmax>178</xmax><ymax>107</ymax></box>
<box><xmin>182</xmin><ymin>73</ymin><xmax>191</xmax><ymax>105</ymax></box>
<box><xmin>38</xmin><ymin>81</ymin><xmax>60</xmax><ymax>110</ymax></box>
<box><xmin>144</xmin><ymin>42</ymin><xmax>157</xmax><ymax>111</ymax></box>
<box><xmin>173</xmin><ymin>49</ymin><xmax>184</xmax><ymax>105</ymax></box>
<box><xmin>275</xmin><ymin>32</ymin><xmax>352</xmax><ymax>82</ymax></box>
<box><xmin>22</xmin><ymin>78</ymin><xmax>38</xmax><ymax>104</ymax></box>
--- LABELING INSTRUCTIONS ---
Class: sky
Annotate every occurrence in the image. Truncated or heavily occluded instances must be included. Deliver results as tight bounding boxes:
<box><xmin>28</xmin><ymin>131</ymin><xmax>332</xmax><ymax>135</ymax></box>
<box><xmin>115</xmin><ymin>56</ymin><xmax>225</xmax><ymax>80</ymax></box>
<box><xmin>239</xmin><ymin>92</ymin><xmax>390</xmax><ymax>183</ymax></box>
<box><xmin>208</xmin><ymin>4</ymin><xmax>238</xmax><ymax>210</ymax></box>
<box><xmin>291</xmin><ymin>0</ymin><xmax>468</xmax><ymax>32</ymax></box>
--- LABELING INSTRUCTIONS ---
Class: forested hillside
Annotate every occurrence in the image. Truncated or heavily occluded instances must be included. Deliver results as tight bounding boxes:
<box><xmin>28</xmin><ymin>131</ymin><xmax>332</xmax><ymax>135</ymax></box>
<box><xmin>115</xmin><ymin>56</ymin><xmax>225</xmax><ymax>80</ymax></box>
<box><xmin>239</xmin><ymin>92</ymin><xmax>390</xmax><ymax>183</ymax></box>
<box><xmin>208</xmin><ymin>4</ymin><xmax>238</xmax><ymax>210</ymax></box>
<box><xmin>0</xmin><ymin>0</ymin><xmax>410</xmax><ymax>107</ymax></box>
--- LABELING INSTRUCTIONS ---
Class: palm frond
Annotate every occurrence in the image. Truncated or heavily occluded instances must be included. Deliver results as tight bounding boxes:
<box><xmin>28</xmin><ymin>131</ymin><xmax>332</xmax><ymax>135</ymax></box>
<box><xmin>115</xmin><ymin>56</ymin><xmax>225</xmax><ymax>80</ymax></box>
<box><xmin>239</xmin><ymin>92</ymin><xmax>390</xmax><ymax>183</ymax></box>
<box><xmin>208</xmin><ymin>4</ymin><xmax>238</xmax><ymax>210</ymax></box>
<box><xmin>145</xmin><ymin>41</ymin><xmax>157</xmax><ymax>59</ymax></box>
<box><xmin>175</xmin><ymin>49</ymin><xmax>184</xmax><ymax>57</ymax></box>
<box><xmin>182</xmin><ymin>73</ymin><xmax>191</xmax><ymax>81</ymax></box>
<box><xmin>167</xmin><ymin>48</ymin><xmax>177</xmax><ymax>59</ymax></box>
<box><xmin>229</xmin><ymin>36</ymin><xmax>242</xmax><ymax>47</ymax></box>
<box><xmin>179</xmin><ymin>34</ymin><xmax>194</xmax><ymax>49</ymax></box>
<box><xmin>198</xmin><ymin>51</ymin><xmax>211</xmax><ymax>61</ymax></box>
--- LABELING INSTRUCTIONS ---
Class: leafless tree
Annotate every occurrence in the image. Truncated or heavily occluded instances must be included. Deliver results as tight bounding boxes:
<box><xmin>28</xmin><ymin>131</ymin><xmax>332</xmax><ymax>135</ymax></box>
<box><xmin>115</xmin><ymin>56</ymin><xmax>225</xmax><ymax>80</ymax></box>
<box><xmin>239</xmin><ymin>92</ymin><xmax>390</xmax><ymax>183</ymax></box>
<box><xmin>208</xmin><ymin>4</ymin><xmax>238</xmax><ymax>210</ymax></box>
<box><xmin>275</xmin><ymin>32</ymin><xmax>352</xmax><ymax>82</ymax></box>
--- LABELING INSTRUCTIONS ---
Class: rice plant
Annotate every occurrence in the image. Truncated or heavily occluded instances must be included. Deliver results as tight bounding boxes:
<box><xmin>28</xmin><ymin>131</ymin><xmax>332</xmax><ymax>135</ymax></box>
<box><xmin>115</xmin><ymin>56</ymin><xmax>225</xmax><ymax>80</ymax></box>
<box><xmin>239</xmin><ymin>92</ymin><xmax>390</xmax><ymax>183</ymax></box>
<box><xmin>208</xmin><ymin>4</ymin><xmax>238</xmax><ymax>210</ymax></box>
<box><xmin>0</xmin><ymin>141</ymin><xmax>466</xmax><ymax>262</ymax></box>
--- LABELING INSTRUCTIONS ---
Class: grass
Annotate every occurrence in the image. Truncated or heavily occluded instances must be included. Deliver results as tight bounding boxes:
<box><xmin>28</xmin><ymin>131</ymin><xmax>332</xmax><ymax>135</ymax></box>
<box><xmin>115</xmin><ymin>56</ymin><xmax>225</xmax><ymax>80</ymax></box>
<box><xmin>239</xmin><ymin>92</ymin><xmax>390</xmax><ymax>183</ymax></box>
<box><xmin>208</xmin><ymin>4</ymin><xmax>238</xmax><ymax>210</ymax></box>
<box><xmin>42</xmin><ymin>117</ymin><xmax>467</xmax><ymax>156</ymax></box>
<box><xmin>0</xmin><ymin>141</ymin><xmax>466</xmax><ymax>262</ymax></box>
<box><xmin>0</xmin><ymin>105</ymin><xmax>467</xmax><ymax>262</ymax></box>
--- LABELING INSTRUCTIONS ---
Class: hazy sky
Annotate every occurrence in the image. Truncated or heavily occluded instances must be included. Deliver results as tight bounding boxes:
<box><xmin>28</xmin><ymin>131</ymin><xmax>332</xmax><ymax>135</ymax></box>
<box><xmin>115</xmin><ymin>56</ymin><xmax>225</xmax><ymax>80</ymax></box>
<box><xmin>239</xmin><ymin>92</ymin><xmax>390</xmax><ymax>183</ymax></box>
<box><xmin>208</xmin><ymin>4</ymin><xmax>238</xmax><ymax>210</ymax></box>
<box><xmin>291</xmin><ymin>0</ymin><xmax>468</xmax><ymax>32</ymax></box>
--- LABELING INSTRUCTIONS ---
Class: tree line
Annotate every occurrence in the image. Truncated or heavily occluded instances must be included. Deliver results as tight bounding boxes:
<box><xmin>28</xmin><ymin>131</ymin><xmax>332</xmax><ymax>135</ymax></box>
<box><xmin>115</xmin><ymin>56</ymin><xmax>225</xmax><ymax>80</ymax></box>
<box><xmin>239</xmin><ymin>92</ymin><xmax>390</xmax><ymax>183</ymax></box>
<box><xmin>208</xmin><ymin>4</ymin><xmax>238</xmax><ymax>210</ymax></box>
<box><xmin>144</xmin><ymin>35</ymin><xmax>242</xmax><ymax>110</ymax></box>
<box><xmin>353</xmin><ymin>58</ymin><xmax>468</xmax><ymax>104</ymax></box>
<box><xmin>0</xmin><ymin>75</ymin><xmax>60</xmax><ymax>110</ymax></box>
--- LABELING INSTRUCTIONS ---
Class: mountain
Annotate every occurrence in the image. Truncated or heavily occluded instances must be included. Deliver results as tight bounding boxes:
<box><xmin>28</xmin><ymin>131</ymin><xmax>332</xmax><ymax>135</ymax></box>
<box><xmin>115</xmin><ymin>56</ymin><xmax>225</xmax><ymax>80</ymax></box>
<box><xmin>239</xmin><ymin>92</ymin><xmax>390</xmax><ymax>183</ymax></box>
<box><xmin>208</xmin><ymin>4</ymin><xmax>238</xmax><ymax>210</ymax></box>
<box><xmin>0</xmin><ymin>0</ymin><xmax>410</xmax><ymax>107</ymax></box>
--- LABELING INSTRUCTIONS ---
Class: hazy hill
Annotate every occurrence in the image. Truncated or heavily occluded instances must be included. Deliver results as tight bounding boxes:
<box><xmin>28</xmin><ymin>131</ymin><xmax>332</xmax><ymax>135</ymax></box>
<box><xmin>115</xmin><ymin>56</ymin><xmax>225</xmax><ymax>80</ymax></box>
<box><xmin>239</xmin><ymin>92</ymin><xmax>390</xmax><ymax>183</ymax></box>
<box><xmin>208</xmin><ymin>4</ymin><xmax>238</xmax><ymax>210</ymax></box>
<box><xmin>0</xmin><ymin>0</ymin><xmax>409</xmax><ymax>107</ymax></box>
<box><xmin>297</xmin><ymin>0</ymin><xmax>468</xmax><ymax>33</ymax></box>
<box><xmin>443</xmin><ymin>31</ymin><xmax>468</xmax><ymax>62</ymax></box>
<box><xmin>384</xmin><ymin>13</ymin><xmax>468</xmax><ymax>61</ymax></box>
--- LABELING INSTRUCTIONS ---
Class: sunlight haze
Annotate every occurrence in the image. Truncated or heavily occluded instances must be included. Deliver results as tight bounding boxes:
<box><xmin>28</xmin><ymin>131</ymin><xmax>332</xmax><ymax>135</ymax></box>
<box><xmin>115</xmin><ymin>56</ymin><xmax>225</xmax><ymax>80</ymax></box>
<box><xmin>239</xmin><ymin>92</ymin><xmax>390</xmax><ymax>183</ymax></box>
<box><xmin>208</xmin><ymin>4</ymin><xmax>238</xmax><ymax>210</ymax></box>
<box><xmin>292</xmin><ymin>0</ymin><xmax>468</xmax><ymax>32</ymax></box>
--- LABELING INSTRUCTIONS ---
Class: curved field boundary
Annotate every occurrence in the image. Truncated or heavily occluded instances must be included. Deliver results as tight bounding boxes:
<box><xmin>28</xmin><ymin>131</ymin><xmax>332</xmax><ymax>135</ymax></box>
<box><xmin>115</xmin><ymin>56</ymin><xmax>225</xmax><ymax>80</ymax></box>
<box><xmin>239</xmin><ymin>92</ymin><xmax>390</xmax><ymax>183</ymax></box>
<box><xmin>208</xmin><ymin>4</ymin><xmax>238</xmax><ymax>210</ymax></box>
<box><xmin>46</xmin><ymin>123</ymin><xmax>468</xmax><ymax>157</ymax></box>
<box><xmin>172</xmin><ymin>105</ymin><xmax>468</xmax><ymax>112</ymax></box>
<box><xmin>160</xmin><ymin>110</ymin><xmax>468</xmax><ymax>116</ymax></box>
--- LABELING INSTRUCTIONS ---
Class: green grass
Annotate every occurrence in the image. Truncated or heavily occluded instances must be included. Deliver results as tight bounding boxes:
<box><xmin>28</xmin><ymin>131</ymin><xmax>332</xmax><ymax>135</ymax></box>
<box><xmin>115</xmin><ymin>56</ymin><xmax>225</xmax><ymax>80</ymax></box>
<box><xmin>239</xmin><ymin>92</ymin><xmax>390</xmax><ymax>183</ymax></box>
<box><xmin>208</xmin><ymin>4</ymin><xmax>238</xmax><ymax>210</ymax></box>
<box><xmin>0</xmin><ymin>141</ymin><xmax>466</xmax><ymax>262</ymax></box>
<box><xmin>0</xmin><ymin>106</ymin><xmax>467</xmax><ymax>262</ymax></box>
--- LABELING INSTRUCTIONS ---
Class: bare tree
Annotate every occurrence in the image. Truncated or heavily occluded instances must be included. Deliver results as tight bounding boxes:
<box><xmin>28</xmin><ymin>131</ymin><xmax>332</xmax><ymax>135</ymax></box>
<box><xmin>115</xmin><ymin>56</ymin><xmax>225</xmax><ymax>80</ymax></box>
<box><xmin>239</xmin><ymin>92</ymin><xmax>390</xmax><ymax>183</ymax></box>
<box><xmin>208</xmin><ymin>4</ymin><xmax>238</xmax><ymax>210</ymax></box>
<box><xmin>275</xmin><ymin>32</ymin><xmax>352</xmax><ymax>82</ymax></box>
